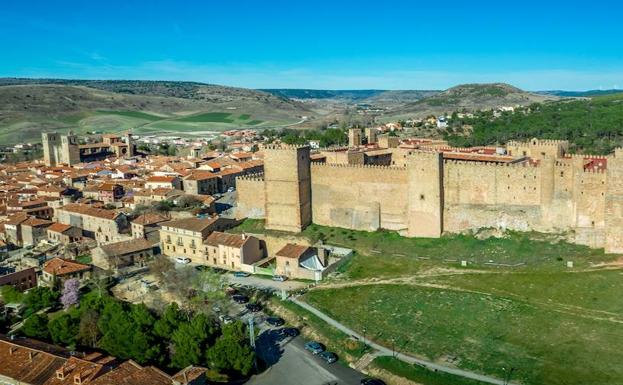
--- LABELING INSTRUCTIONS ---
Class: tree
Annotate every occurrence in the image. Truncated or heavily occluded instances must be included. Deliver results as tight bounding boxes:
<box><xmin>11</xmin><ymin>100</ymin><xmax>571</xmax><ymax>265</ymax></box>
<box><xmin>170</xmin><ymin>313</ymin><xmax>214</xmax><ymax>369</ymax></box>
<box><xmin>61</xmin><ymin>279</ymin><xmax>80</xmax><ymax>309</ymax></box>
<box><xmin>207</xmin><ymin>322</ymin><xmax>255</xmax><ymax>377</ymax></box>
<box><xmin>22</xmin><ymin>287</ymin><xmax>59</xmax><ymax>316</ymax></box>
<box><xmin>150</xmin><ymin>255</ymin><xmax>174</xmax><ymax>284</ymax></box>
<box><xmin>190</xmin><ymin>270</ymin><xmax>227</xmax><ymax>314</ymax></box>
<box><xmin>21</xmin><ymin>313</ymin><xmax>49</xmax><ymax>340</ymax></box>
<box><xmin>154</xmin><ymin>302</ymin><xmax>185</xmax><ymax>339</ymax></box>
<box><xmin>0</xmin><ymin>285</ymin><xmax>24</xmax><ymax>303</ymax></box>
<box><xmin>78</xmin><ymin>309</ymin><xmax>100</xmax><ymax>348</ymax></box>
<box><xmin>48</xmin><ymin>313</ymin><xmax>79</xmax><ymax>346</ymax></box>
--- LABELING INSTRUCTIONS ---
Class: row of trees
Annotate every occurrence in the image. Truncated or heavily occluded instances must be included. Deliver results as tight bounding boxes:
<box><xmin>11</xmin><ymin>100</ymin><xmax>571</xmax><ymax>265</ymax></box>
<box><xmin>261</xmin><ymin>127</ymin><xmax>349</xmax><ymax>148</ymax></box>
<box><xmin>15</xmin><ymin>281</ymin><xmax>254</xmax><ymax>378</ymax></box>
<box><xmin>445</xmin><ymin>96</ymin><xmax>623</xmax><ymax>154</ymax></box>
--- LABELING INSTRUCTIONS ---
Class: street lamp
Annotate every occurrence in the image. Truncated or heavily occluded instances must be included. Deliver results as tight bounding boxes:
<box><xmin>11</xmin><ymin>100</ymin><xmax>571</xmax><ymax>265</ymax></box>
<box><xmin>391</xmin><ymin>337</ymin><xmax>396</xmax><ymax>358</ymax></box>
<box><xmin>362</xmin><ymin>327</ymin><xmax>367</xmax><ymax>351</ymax></box>
<box><xmin>502</xmin><ymin>367</ymin><xmax>516</xmax><ymax>385</ymax></box>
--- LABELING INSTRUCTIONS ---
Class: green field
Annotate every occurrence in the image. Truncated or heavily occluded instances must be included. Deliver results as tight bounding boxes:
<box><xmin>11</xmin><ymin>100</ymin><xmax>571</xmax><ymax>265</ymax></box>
<box><xmin>372</xmin><ymin>357</ymin><xmax>492</xmax><ymax>385</ymax></box>
<box><xmin>96</xmin><ymin>110</ymin><xmax>164</xmax><ymax>121</ymax></box>
<box><xmin>305</xmin><ymin>282</ymin><xmax>623</xmax><ymax>385</ymax></box>
<box><xmin>231</xmin><ymin>219</ymin><xmax>623</xmax><ymax>384</ymax></box>
<box><xmin>176</xmin><ymin>112</ymin><xmax>235</xmax><ymax>123</ymax></box>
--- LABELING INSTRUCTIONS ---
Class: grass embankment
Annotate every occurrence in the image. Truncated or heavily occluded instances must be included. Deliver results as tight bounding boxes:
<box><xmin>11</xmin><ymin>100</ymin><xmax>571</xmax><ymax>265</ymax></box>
<box><xmin>305</xmin><ymin>283</ymin><xmax>623</xmax><ymax>385</ymax></box>
<box><xmin>372</xmin><ymin>357</ymin><xmax>493</xmax><ymax>385</ymax></box>
<box><xmin>232</xmin><ymin>219</ymin><xmax>614</xmax><ymax>278</ymax></box>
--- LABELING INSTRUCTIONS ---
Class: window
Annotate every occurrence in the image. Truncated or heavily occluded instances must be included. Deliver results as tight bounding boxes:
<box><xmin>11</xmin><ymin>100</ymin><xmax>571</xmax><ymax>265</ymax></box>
<box><xmin>419</xmin><ymin>194</ymin><xmax>425</xmax><ymax>201</ymax></box>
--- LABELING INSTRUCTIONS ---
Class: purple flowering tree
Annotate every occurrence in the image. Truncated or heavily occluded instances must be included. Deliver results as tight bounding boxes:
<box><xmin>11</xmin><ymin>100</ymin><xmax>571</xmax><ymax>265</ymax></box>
<box><xmin>60</xmin><ymin>278</ymin><xmax>80</xmax><ymax>309</ymax></box>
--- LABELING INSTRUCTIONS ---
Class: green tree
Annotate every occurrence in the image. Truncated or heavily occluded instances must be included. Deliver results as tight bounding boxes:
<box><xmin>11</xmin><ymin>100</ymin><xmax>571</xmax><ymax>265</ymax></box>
<box><xmin>170</xmin><ymin>313</ymin><xmax>214</xmax><ymax>368</ymax></box>
<box><xmin>21</xmin><ymin>313</ymin><xmax>49</xmax><ymax>340</ymax></box>
<box><xmin>48</xmin><ymin>313</ymin><xmax>79</xmax><ymax>346</ymax></box>
<box><xmin>154</xmin><ymin>302</ymin><xmax>185</xmax><ymax>339</ymax></box>
<box><xmin>0</xmin><ymin>285</ymin><xmax>24</xmax><ymax>303</ymax></box>
<box><xmin>207</xmin><ymin>322</ymin><xmax>255</xmax><ymax>377</ymax></box>
<box><xmin>23</xmin><ymin>287</ymin><xmax>59</xmax><ymax>316</ymax></box>
<box><xmin>77</xmin><ymin>309</ymin><xmax>100</xmax><ymax>348</ymax></box>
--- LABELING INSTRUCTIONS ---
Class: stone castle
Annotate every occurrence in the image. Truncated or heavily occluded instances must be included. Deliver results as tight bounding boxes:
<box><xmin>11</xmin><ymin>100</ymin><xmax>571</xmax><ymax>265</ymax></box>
<box><xmin>42</xmin><ymin>131</ymin><xmax>135</xmax><ymax>166</ymax></box>
<box><xmin>237</xmin><ymin>131</ymin><xmax>623</xmax><ymax>254</ymax></box>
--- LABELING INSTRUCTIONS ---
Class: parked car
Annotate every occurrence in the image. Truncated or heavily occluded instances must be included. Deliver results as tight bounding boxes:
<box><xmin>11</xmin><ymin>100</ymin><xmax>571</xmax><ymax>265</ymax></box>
<box><xmin>233</xmin><ymin>271</ymin><xmax>250</xmax><ymax>278</ymax></box>
<box><xmin>272</xmin><ymin>275</ymin><xmax>288</xmax><ymax>282</ymax></box>
<box><xmin>304</xmin><ymin>341</ymin><xmax>325</xmax><ymax>354</ymax></box>
<box><xmin>194</xmin><ymin>265</ymin><xmax>209</xmax><ymax>272</ymax></box>
<box><xmin>246</xmin><ymin>302</ymin><xmax>262</xmax><ymax>312</ymax></box>
<box><xmin>218</xmin><ymin>314</ymin><xmax>234</xmax><ymax>324</ymax></box>
<box><xmin>318</xmin><ymin>351</ymin><xmax>338</xmax><ymax>364</ymax></box>
<box><xmin>232</xmin><ymin>294</ymin><xmax>249</xmax><ymax>304</ymax></box>
<box><xmin>361</xmin><ymin>379</ymin><xmax>386</xmax><ymax>385</ymax></box>
<box><xmin>227</xmin><ymin>187</ymin><xmax>235</xmax><ymax>193</ymax></box>
<box><xmin>175</xmin><ymin>257</ymin><xmax>191</xmax><ymax>264</ymax></box>
<box><xmin>280</xmin><ymin>327</ymin><xmax>299</xmax><ymax>337</ymax></box>
<box><xmin>266</xmin><ymin>317</ymin><xmax>285</xmax><ymax>327</ymax></box>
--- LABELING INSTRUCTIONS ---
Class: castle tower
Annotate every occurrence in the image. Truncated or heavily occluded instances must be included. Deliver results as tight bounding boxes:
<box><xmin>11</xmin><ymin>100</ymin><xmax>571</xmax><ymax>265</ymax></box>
<box><xmin>42</xmin><ymin>132</ymin><xmax>60</xmax><ymax>166</ymax></box>
<box><xmin>348</xmin><ymin>128</ymin><xmax>362</xmax><ymax>148</ymax></box>
<box><xmin>540</xmin><ymin>155</ymin><xmax>555</xmax><ymax>204</ymax></box>
<box><xmin>365</xmin><ymin>128</ymin><xmax>378</xmax><ymax>144</ymax></box>
<box><xmin>264</xmin><ymin>145</ymin><xmax>312</xmax><ymax>232</ymax></box>
<box><xmin>125</xmin><ymin>132</ymin><xmax>135</xmax><ymax>157</ymax></box>
<box><xmin>406</xmin><ymin>151</ymin><xmax>444</xmax><ymax>238</ymax></box>
<box><xmin>605</xmin><ymin>148</ymin><xmax>623</xmax><ymax>253</ymax></box>
<box><xmin>60</xmin><ymin>132</ymin><xmax>81</xmax><ymax>166</ymax></box>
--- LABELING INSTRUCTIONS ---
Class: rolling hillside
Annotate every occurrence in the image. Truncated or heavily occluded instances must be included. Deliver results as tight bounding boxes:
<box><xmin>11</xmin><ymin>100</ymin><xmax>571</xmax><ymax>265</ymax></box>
<box><xmin>381</xmin><ymin>83</ymin><xmax>558</xmax><ymax>120</ymax></box>
<box><xmin>0</xmin><ymin>79</ymin><xmax>311</xmax><ymax>144</ymax></box>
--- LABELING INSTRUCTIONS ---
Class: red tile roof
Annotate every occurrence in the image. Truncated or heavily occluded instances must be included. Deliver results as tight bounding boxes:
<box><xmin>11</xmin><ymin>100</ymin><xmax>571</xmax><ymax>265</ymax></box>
<box><xmin>43</xmin><ymin>258</ymin><xmax>91</xmax><ymax>276</ymax></box>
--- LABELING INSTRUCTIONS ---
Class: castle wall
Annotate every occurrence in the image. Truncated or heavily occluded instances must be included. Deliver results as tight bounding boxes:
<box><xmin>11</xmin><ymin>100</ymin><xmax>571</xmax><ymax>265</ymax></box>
<box><xmin>310</xmin><ymin>163</ymin><xmax>408</xmax><ymax>231</ymax></box>
<box><xmin>236</xmin><ymin>176</ymin><xmax>266</xmax><ymax>219</ymax></box>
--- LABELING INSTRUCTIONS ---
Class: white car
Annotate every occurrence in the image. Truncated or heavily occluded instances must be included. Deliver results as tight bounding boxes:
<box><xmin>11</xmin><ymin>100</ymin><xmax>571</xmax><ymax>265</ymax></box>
<box><xmin>175</xmin><ymin>257</ymin><xmax>191</xmax><ymax>264</ymax></box>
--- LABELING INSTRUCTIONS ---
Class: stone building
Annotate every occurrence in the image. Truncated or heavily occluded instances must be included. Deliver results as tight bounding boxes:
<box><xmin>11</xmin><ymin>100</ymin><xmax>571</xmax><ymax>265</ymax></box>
<box><xmin>236</xmin><ymin>139</ymin><xmax>623</xmax><ymax>253</ymax></box>
<box><xmin>159</xmin><ymin>217</ymin><xmax>237</xmax><ymax>263</ymax></box>
<box><xmin>203</xmin><ymin>232</ymin><xmax>264</xmax><ymax>271</ymax></box>
<box><xmin>42</xmin><ymin>131</ymin><xmax>135</xmax><ymax>167</ymax></box>
<box><xmin>55</xmin><ymin>203</ymin><xmax>129</xmax><ymax>244</ymax></box>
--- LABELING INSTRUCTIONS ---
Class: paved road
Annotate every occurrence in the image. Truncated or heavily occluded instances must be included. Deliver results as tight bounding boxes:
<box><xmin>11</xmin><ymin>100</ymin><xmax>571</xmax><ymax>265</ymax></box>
<box><xmin>247</xmin><ymin>330</ymin><xmax>365</xmax><ymax>385</ymax></box>
<box><xmin>228</xmin><ymin>274</ymin><xmax>308</xmax><ymax>292</ymax></box>
<box><xmin>292</xmin><ymin>298</ymin><xmax>518</xmax><ymax>385</ymax></box>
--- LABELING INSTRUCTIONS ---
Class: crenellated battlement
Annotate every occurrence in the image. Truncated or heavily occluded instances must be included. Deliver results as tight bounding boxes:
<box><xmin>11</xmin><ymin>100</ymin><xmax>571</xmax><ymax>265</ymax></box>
<box><xmin>311</xmin><ymin>162</ymin><xmax>407</xmax><ymax>171</ymax></box>
<box><xmin>263</xmin><ymin>144</ymin><xmax>310</xmax><ymax>151</ymax></box>
<box><xmin>236</xmin><ymin>173</ymin><xmax>265</xmax><ymax>182</ymax></box>
<box><xmin>508</xmin><ymin>138</ymin><xmax>569</xmax><ymax>147</ymax></box>
<box><xmin>443</xmin><ymin>159</ymin><xmax>537</xmax><ymax>169</ymax></box>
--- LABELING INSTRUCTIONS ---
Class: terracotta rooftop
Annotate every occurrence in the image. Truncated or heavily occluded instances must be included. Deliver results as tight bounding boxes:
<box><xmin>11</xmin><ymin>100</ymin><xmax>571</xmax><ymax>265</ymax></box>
<box><xmin>146</xmin><ymin>175</ymin><xmax>177</xmax><ymax>183</ymax></box>
<box><xmin>59</xmin><ymin>204</ymin><xmax>121</xmax><ymax>220</ymax></box>
<box><xmin>205</xmin><ymin>231</ymin><xmax>252</xmax><ymax>248</ymax></box>
<box><xmin>98</xmin><ymin>238</ymin><xmax>155</xmax><ymax>257</ymax></box>
<box><xmin>131</xmin><ymin>213</ymin><xmax>170</xmax><ymax>226</ymax></box>
<box><xmin>184</xmin><ymin>170</ymin><xmax>218</xmax><ymax>181</ymax></box>
<box><xmin>276</xmin><ymin>243</ymin><xmax>312</xmax><ymax>259</ymax></box>
<box><xmin>0</xmin><ymin>337</ymin><xmax>67</xmax><ymax>385</ymax></box>
<box><xmin>47</xmin><ymin>223</ymin><xmax>74</xmax><ymax>234</ymax></box>
<box><xmin>43</xmin><ymin>257</ymin><xmax>91</xmax><ymax>276</ymax></box>
<box><xmin>161</xmin><ymin>216</ymin><xmax>220</xmax><ymax>233</ymax></box>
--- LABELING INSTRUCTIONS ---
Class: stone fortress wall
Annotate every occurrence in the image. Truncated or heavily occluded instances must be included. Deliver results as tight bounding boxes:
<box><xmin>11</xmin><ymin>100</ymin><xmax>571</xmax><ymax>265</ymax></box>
<box><xmin>237</xmin><ymin>138</ymin><xmax>623</xmax><ymax>253</ymax></box>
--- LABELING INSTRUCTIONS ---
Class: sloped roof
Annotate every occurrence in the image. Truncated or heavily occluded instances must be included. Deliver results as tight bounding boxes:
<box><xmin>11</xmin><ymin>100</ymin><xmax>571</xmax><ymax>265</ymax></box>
<box><xmin>43</xmin><ymin>257</ymin><xmax>91</xmax><ymax>276</ymax></box>
<box><xmin>205</xmin><ymin>231</ymin><xmax>251</xmax><ymax>248</ymax></box>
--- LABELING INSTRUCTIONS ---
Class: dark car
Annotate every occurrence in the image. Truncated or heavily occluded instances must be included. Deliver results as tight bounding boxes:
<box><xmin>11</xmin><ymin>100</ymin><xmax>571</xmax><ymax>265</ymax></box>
<box><xmin>245</xmin><ymin>302</ymin><xmax>262</xmax><ymax>312</ymax></box>
<box><xmin>266</xmin><ymin>317</ymin><xmax>285</xmax><ymax>327</ymax></box>
<box><xmin>361</xmin><ymin>379</ymin><xmax>386</xmax><ymax>385</ymax></box>
<box><xmin>232</xmin><ymin>294</ymin><xmax>249</xmax><ymax>304</ymax></box>
<box><xmin>318</xmin><ymin>351</ymin><xmax>338</xmax><ymax>364</ymax></box>
<box><xmin>304</xmin><ymin>341</ymin><xmax>325</xmax><ymax>354</ymax></box>
<box><xmin>233</xmin><ymin>271</ymin><xmax>250</xmax><ymax>278</ymax></box>
<box><xmin>281</xmin><ymin>327</ymin><xmax>299</xmax><ymax>337</ymax></box>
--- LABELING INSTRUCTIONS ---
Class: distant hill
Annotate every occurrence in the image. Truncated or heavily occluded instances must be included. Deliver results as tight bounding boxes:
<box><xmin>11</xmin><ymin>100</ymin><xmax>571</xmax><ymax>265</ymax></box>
<box><xmin>537</xmin><ymin>89</ymin><xmax>623</xmax><ymax>98</ymax></box>
<box><xmin>260</xmin><ymin>88</ymin><xmax>439</xmax><ymax>104</ymax></box>
<box><xmin>382</xmin><ymin>83</ymin><xmax>557</xmax><ymax>120</ymax></box>
<box><xmin>445</xmin><ymin>92</ymin><xmax>623</xmax><ymax>154</ymax></box>
<box><xmin>0</xmin><ymin>79</ymin><xmax>311</xmax><ymax>144</ymax></box>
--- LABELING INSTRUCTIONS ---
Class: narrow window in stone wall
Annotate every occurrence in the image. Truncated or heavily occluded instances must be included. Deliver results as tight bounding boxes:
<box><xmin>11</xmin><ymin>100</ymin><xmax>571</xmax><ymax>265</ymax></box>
<box><xmin>420</xmin><ymin>194</ymin><xmax>425</xmax><ymax>200</ymax></box>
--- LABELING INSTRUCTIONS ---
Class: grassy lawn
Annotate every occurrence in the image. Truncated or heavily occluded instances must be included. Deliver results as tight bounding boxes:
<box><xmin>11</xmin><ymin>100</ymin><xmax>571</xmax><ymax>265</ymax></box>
<box><xmin>372</xmin><ymin>357</ymin><xmax>493</xmax><ymax>385</ymax></box>
<box><xmin>176</xmin><ymin>112</ymin><xmax>234</xmax><ymax>123</ymax></box>
<box><xmin>96</xmin><ymin>110</ymin><xmax>164</xmax><ymax>121</ymax></box>
<box><xmin>75</xmin><ymin>255</ymin><xmax>92</xmax><ymax>264</ymax></box>
<box><xmin>246</xmin><ymin>119</ymin><xmax>264</xmax><ymax>125</ymax></box>
<box><xmin>231</xmin><ymin>220</ymin><xmax>615</xmax><ymax>278</ymax></box>
<box><xmin>305</xmin><ymin>284</ymin><xmax>623</xmax><ymax>385</ymax></box>
<box><xmin>238</xmin><ymin>114</ymin><xmax>251</xmax><ymax>120</ymax></box>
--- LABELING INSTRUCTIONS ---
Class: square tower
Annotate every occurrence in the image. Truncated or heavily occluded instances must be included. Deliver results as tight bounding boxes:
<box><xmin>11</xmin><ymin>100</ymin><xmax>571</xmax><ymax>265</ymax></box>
<box><xmin>42</xmin><ymin>132</ymin><xmax>60</xmax><ymax>166</ymax></box>
<box><xmin>264</xmin><ymin>145</ymin><xmax>312</xmax><ymax>232</ymax></box>
<box><xmin>348</xmin><ymin>128</ymin><xmax>362</xmax><ymax>148</ymax></box>
<box><xmin>407</xmin><ymin>151</ymin><xmax>444</xmax><ymax>238</ymax></box>
<box><xmin>60</xmin><ymin>133</ymin><xmax>81</xmax><ymax>165</ymax></box>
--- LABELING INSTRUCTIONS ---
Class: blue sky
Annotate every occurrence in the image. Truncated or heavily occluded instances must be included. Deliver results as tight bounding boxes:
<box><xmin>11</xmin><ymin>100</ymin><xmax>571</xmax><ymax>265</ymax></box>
<box><xmin>1</xmin><ymin>0</ymin><xmax>622</xmax><ymax>90</ymax></box>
